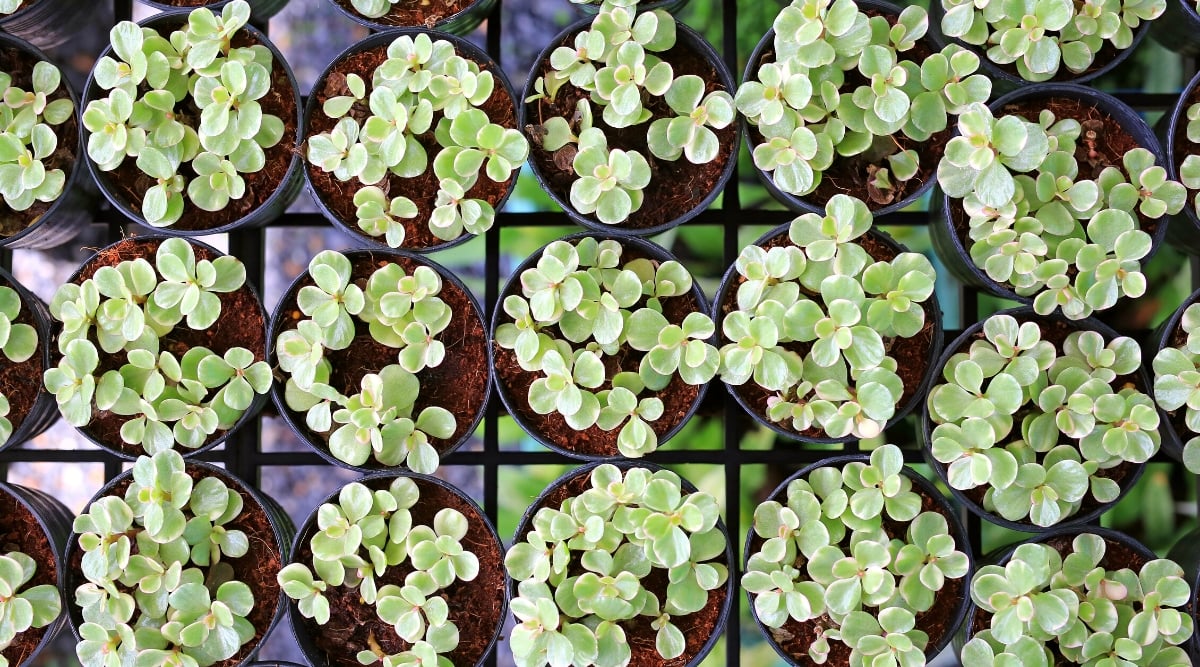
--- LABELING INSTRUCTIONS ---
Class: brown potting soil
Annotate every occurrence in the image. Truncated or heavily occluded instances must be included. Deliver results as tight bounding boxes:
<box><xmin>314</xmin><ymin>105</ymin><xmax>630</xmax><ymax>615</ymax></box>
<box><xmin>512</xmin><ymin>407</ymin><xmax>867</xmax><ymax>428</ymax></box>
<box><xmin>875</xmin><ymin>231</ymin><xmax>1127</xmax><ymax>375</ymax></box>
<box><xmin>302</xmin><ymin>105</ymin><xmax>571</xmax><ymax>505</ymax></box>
<box><xmin>746</xmin><ymin>472</ymin><xmax>965</xmax><ymax>667</ymax></box>
<box><xmin>65</xmin><ymin>467</ymin><xmax>283</xmax><ymax>667</ymax></box>
<box><xmin>517</xmin><ymin>467</ymin><xmax>729</xmax><ymax>667</ymax></box>
<box><xmin>296</xmin><ymin>476</ymin><xmax>505</xmax><ymax>667</ymax></box>
<box><xmin>0</xmin><ymin>275</ymin><xmax>43</xmax><ymax>438</ymax></box>
<box><xmin>1174</xmin><ymin>82</ymin><xmax>1200</xmax><ymax>213</ymax></box>
<box><xmin>493</xmin><ymin>245</ymin><xmax>704</xmax><ymax>457</ymax></box>
<box><xmin>0</xmin><ymin>46</ymin><xmax>78</xmax><ymax>237</ymax></box>
<box><xmin>0</xmin><ymin>488</ymin><xmax>56</xmax><ymax>667</ymax></box>
<box><xmin>275</xmin><ymin>252</ymin><xmax>489</xmax><ymax>460</ymax></box>
<box><xmin>333</xmin><ymin>0</ymin><xmax>475</xmax><ymax>26</ymax></box>
<box><xmin>99</xmin><ymin>27</ymin><xmax>297</xmax><ymax>231</ymax></box>
<box><xmin>306</xmin><ymin>41</ymin><xmax>516</xmax><ymax>250</ymax></box>
<box><xmin>719</xmin><ymin>229</ymin><xmax>937</xmax><ymax>440</ymax></box>
<box><xmin>526</xmin><ymin>29</ymin><xmax>736</xmax><ymax>230</ymax></box>
<box><xmin>57</xmin><ymin>237</ymin><xmax>267</xmax><ymax>455</ymax></box>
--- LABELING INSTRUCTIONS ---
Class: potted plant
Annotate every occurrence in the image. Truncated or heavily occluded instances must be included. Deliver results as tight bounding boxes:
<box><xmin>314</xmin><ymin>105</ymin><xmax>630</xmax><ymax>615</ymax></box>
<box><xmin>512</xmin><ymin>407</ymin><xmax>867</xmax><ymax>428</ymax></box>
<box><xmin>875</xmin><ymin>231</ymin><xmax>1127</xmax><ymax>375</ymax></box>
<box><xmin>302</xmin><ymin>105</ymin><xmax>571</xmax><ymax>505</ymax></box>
<box><xmin>0</xmin><ymin>267</ymin><xmax>56</xmax><ymax>451</ymax></box>
<box><xmin>491</xmin><ymin>234</ymin><xmax>718</xmax><ymax>459</ymax></box>
<box><xmin>962</xmin><ymin>528</ymin><xmax>1193</xmax><ymax>665</ymax></box>
<box><xmin>270</xmin><ymin>249</ymin><xmax>490</xmax><ymax>473</ymax></box>
<box><xmin>505</xmin><ymin>461</ymin><xmax>733</xmax><ymax>666</ymax></box>
<box><xmin>278</xmin><ymin>473</ymin><xmax>507</xmax><ymax>667</ymax></box>
<box><xmin>0</xmin><ymin>0</ymin><xmax>92</xmax><ymax>49</ymax></box>
<box><xmin>326</xmin><ymin>0</ymin><xmax>496</xmax><ymax>35</ymax></box>
<box><xmin>1150</xmin><ymin>287</ymin><xmax>1200</xmax><ymax>473</ymax></box>
<box><xmin>304</xmin><ymin>30</ymin><xmax>527</xmax><ymax>252</ymax></box>
<box><xmin>522</xmin><ymin>1</ymin><xmax>738</xmax><ymax>233</ymax></box>
<box><xmin>1164</xmin><ymin>71</ymin><xmax>1200</xmax><ymax>253</ymax></box>
<box><xmin>0</xmin><ymin>33</ymin><xmax>93</xmax><ymax>249</ymax></box>
<box><xmin>43</xmin><ymin>235</ymin><xmax>271</xmax><ymax>458</ymax></box>
<box><xmin>0</xmin><ymin>480</ymin><xmax>72</xmax><ymax>667</ymax></box>
<box><xmin>713</xmin><ymin>194</ymin><xmax>943</xmax><ymax>443</ymax></box>
<box><xmin>923</xmin><ymin>309</ymin><xmax>1157</xmax><ymax>530</ymax></box>
<box><xmin>65</xmin><ymin>449</ymin><xmax>294</xmax><ymax>667</ymax></box>
<box><xmin>743</xmin><ymin>444</ymin><xmax>973</xmax><ymax>667</ymax></box>
<box><xmin>1166</xmin><ymin>525</ymin><xmax>1200</xmax><ymax>655</ymax></box>
<box><xmin>81</xmin><ymin>0</ymin><xmax>304</xmax><ymax>234</ymax></box>
<box><xmin>1151</xmin><ymin>0</ymin><xmax>1200</xmax><ymax>55</ymax></box>
<box><xmin>738</xmin><ymin>0</ymin><xmax>992</xmax><ymax>216</ymax></box>
<box><xmin>932</xmin><ymin>86</ymin><xmax>1187</xmax><ymax>320</ymax></box>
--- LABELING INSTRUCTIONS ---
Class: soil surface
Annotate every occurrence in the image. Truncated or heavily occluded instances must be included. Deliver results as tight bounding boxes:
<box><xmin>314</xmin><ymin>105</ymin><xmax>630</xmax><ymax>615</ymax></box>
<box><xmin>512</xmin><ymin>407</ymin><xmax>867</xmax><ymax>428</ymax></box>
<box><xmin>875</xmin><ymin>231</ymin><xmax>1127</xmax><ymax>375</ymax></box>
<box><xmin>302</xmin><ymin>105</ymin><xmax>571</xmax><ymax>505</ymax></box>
<box><xmin>295</xmin><ymin>476</ymin><xmax>505</xmax><ymax>667</ymax></box>
<box><xmin>1175</xmin><ymin>83</ymin><xmax>1200</xmax><ymax>215</ymax></box>
<box><xmin>0</xmin><ymin>275</ymin><xmax>44</xmax><ymax>440</ymax></box>
<box><xmin>0</xmin><ymin>488</ymin><xmax>57</xmax><ymax>667</ymax></box>
<box><xmin>333</xmin><ymin>0</ymin><xmax>475</xmax><ymax>26</ymax></box>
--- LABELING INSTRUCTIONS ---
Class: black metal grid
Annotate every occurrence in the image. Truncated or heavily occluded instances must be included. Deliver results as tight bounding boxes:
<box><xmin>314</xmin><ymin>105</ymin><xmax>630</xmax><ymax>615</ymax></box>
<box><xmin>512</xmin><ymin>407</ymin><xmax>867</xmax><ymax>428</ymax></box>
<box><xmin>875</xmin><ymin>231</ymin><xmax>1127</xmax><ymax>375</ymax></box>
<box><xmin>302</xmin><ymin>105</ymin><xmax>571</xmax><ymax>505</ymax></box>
<box><xmin>0</xmin><ymin>0</ymin><xmax>1197</xmax><ymax>664</ymax></box>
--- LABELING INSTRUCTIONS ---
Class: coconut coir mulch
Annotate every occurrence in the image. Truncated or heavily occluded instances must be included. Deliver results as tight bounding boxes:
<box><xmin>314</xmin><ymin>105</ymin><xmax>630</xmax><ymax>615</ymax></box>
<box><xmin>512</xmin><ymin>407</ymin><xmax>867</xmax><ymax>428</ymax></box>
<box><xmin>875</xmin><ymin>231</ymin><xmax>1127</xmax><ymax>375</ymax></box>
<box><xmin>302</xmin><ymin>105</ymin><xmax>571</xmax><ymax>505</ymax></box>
<box><xmin>0</xmin><ymin>489</ymin><xmax>57</xmax><ymax>667</ymax></box>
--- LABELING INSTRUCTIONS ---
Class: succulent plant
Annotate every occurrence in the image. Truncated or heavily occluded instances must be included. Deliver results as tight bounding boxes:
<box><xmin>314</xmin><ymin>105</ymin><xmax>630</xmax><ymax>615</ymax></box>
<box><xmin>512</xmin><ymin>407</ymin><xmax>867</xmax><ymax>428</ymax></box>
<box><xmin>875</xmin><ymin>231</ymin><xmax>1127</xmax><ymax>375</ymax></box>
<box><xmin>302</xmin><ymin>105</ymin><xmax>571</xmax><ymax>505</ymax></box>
<box><xmin>505</xmin><ymin>464</ymin><xmax>728</xmax><ymax>667</ymax></box>
<box><xmin>963</xmin><ymin>533</ymin><xmax>1192</xmax><ymax>666</ymax></box>
<box><xmin>0</xmin><ymin>284</ymin><xmax>37</xmax><ymax>446</ymax></box>
<box><xmin>735</xmin><ymin>0</ymin><xmax>991</xmax><ymax>204</ymax></box>
<box><xmin>494</xmin><ymin>237</ymin><xmax>717</xmax><ymax>457</ymax></box>
<box><xmin>0</xmin><ymin>60</ymin><xmax>74</xmax><ymax>213</ymax></box>
<box><xmin>1181</xmin><ymin>102</ymin><xmax>1200</xmax><ymax>217</ymax></box>
<box><xmin>0</xmin><ymin>549</ymin><xmax>61</xmax><ymax>667</ymax></box>
<box><xmin>718</xmin><ymin>194</ymin><xmax>936</xmax><ymax>440</ymax></box>
<box><xmin>928</xmin><ymin>313</ymin><xmax>1158</xmax><ymax>527</ymax></box>
<box><xmin>743</xmin><ymin>445</ymin><xmax>970</xmax><ymax>667</ymax></box>
<box><xmin>1152</xmin><ymin>301</ymin><xmax>1200</xmax><ymax>474</ymax></box>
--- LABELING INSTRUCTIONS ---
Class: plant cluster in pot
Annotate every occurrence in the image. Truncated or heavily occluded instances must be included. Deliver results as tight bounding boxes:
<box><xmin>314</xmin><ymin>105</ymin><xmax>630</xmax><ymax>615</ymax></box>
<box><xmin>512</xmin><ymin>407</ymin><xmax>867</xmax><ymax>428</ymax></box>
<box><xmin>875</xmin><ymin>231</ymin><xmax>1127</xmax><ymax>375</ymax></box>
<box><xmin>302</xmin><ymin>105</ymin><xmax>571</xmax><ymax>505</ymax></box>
<box><xmin>1149</xmin><ymin>286</ymin><xmax>1200</xmax><ymax>473</ymax></box>
<box><xmin>505</xmin><ymin>462</ymin><xmax>733</xmax><ymax>667</ymax></box>
<box><xmin>0</xmin><ymin>267</ymin><xmax>57</xmax><ymax>450</ymax></box>
<box><xmin>522</xmin><ymin>0</ymin><xmax>738</xmax><ymax>233</ymax></box>
<box><xmin>743</xmin><ymin>445</ymin><xmax>973</xmax><ymax>667</ymax></box>
<box><xmin>714</xmin><ymin>194</ymin><xmax>943</xmax><ymax>443</ymax></box>
<box><xmin>492</xmin><ymin>234</ymin><xmax>718</xmax><ymax>459</ymax></box>
<box><xmin>66</xmin><ymin>449</ymin><xmax>294</xmax><ymax>667</ymax></box>
<box><xmin>923</xmin><ymin>309</ymin><xmax>1158</xmax><ymax>530</ymax></box>
<box><xmin>962</xmin><ymin>528</ymin><xmax>1193</xmax><ymax>666</ymax></box>
<box><xmin>305</xmin><ymin>30</ymin><xmax>527</xmax><ymax>252</ymax></box>
<box><xmin>271</xmin><ymin>249</ymin><xmax>490</xmax><ymax>473</ymax></box>
<box><xmin>278</xmin><ymin>473</ymin><xmax>507</xmax><ymax>667</ymax></box>
<box><xmin>932</xmin><ymin>86</ymin><xmax>1187</xmax><ymax>320</ymax></box>
<box><xmin>0</xmin><ymin>480</ymin><xmax>73</xmax><ymax>667</ymax></box>
<box><xmin>737</xmin><ymin>0</ymin><xmax>991</xmax><ymax>216</ymax></box>
<box><xmin>327</xmin><ymin>0</ymin><xmax>496</xmax><ymax>36</ymax></box>
<box><xmin>1165</xmin><ymin>71</ymin><xmax>1200</xmax><ymax>252</ymax></box>
<box><xmin>1150</xmin><ymin>0</ymin><xmax>1200</xmax><ymax>55</ymax></box>
<box><xmin>81</xmin><ymin>0</ymin><xmax>303</xmax><ymax>234</ymax></box>
<box><xmin>42</xmin><ymin>236</ymin><xmax>271</xmax><ymax>458</ymax></box>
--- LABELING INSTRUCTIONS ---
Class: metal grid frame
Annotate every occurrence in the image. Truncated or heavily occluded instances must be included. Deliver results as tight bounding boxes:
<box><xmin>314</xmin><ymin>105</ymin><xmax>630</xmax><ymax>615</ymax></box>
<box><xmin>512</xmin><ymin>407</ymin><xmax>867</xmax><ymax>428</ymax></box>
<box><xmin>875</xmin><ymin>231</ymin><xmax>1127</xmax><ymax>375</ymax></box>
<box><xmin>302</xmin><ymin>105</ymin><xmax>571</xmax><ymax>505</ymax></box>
<box><xmin>0</xmin><ymin>0</ymin><xmax>1196</xmax><ymax>664</ymax></box>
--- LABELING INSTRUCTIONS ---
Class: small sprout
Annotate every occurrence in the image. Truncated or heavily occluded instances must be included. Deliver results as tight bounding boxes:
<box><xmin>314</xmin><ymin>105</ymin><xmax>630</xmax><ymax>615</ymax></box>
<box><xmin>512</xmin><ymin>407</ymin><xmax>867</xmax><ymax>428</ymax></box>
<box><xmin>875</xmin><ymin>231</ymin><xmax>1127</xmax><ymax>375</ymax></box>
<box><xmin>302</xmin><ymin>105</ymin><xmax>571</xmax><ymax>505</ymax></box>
<box><xmin>569</xmin><ymin>128</ymin><xmax>651</xmax><ymax>225</ymax></box>
<box><xmin>0</xmin><ymin>60</ymin><xmax>74</xmax><ymax>212</ymax></box>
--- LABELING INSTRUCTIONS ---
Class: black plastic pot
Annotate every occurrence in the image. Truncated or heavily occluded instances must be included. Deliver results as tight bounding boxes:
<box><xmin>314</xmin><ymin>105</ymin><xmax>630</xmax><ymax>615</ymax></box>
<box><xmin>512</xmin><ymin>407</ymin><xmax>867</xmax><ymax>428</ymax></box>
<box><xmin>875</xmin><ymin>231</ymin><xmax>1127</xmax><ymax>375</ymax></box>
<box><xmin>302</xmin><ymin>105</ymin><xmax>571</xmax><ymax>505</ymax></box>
<box><xmin>246</xmin><ymin>663</ymin><xmax>309</xmax><ymax>667</ymax></box>
<box><xmin>1166</xmin><ymin>525</ymin><xmax>1200</xmax><ymax>655</ymax></box>
<box><xmin>1148</xmin><ymin>285</ymin><xmax>1200</xmax><ymax>465</ymax></box>
<box><xmin>0</xmin><ymin>0</ymin><xmax>94</xmax><ymax>50</ymax></box>
<box><xmin>712</xmin><ymin>221</ymin><xmax>945</xmax><ymax>445</ymax></box>
<box><xmin>81</xmin><ymin>10</ymin><xmax>304</xmax><ymax>236</ymax></box>
<box><xmin>931</xmin><ymin>83</ymin><xmax>1169</xmax><ymax>301</ymax></box>
<box><xmin>54</xmin><ymin>235</ymin><xmax>269</xmax><ymax>460</ymax></box>
<box><xmin>0</xmin><ymin>266</ymin><xmax>58</xmax><ymax>451</ymax></box>
<box><xmin>0</xmin><ymin>32</ymin><xmax>93</xmax><ymax>250</ymax></box>
<box><xmin>268</xmin><ymin>249</ymin><xmax>492</xmax><ymax>473</ymax></box>
<box><xmin>490</xmin><ymin>232</ymin><xmax>712</xmax><ymax>460</ymax></box>
<box><xmin>0</xmin><ymin>481</ymin><xmax>73</xmax><ymax>667</ymax></box>
<box><xmin>744</xmin><ymin>453</ymin><xmax>975</xmax><ymax>667</ymax></box>
<box><xmin>328</xmin><ymin>0</ymin><xmax>496</xmax><ymax>35</ymax></box>
<box><xmin>1163</xmin><ymin>70</ymin><xmax>1200</xmax><ymax>254</ymax></box>
<box><xmin>512</xmin><ymin>460</ymin><xmax>733</xmax><ymax>667</ymax></box>
<box><xmin>64</xmin><ymin>461</ymin><xmax>296</xmax><ymax>664</ymax></box>
<box><xmin>573</xmin><ymin>0</ymin><xmax>690</xmax><ymax>14</ymax></box>
<box><xmin>920</xmin><ymin>306</ymin><xmax>1150</xmax><ymax>532</ymax></box>
<box><xmin>522</xmin><ymin>16</ymin><xmax>738</xmax><ymax>236</ymax></box>
<box><xmin>1151</xmin><ymin>0</ymin><xmax>1200</xmax><ymax>56</ymax></box>
<box><xmin>286</xmin><ymin>471</ymin><xmax>507</xmax><ymax>667</ymax></box>
<box><xmin>303</xmin><ymin>29</ymin><xmax>520</xmax><ymax>254</ymax></box>
<box><xmin>136</xmin><ymin>0</ymin><xmax>289</xmax><ymax>20</ymax></box>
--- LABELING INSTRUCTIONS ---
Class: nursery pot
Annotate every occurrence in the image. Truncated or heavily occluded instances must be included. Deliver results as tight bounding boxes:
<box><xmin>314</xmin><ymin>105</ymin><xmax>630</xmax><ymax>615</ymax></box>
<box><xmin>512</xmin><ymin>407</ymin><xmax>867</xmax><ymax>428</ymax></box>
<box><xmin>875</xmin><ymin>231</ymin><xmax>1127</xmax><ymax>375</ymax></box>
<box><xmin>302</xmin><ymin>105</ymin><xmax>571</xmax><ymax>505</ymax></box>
<box><xmin>327</xmin><ymin>0</ymin><xmax>496</xmax><ymax>36</ymax></box>
<box><xmin>0</xmin><ymin>266</ymin><xmax>59</xmax><ymax>451</ymax></box>
<box><xmin>0</xmin><ymin>481</ymin><xmax>73</xmax><ymax>667</ymax></box>
<box><xmin>712</xmin><ymin>222</ymin><xmax>944</xmax><ymax>444</ymax></box>
<box><xmin>64</xmin><ymin>461</ymin><xmax>296</xmax><ymax>665</ymax></box>
<box><xmin>512</xmin><ymin>460</ymin><xmax>734</xmax><ymax>667</ymax></box>
<box><xmin>1151</xmin><ymin>0</ymin><xmax>1200</xmax><ymax>56</ymax></box>
<box><xmin>744</xmin><ymin>453</ymin><xmax>974</xmax><ymax>667</ymax></box>
<box><xmin>920</xmin><ymin>307</ymin><xmax>1150</xmax><ymax>532</ymax></box>
<box><xmin>522</xmin><ymin>16</ymin><xmax>738</xmax><ymax>235</ymax></box>
<box><xmin>573</xmin><ymin>0</ymin><xmax>689</xmax><ymax>14</ymax></box>
<box><xmin>136</xmin><ymin>0</ymin><xmax>290</xmax><ymax>21</ymax></box>
<box><xmin>53</xmin><ymin>235</ymin><xmax>270</xmax><ymax>459</ymax></box>
<box><xmin>287</xmin><ymin>472</ymin><xmax>507</xmax><ymax>667</ymax></box>
<box><xmin>930</xmin><ymin>83</ymin><xmax>1170</xmax><ymax>301</ymax></box>
<box><xmin>81</xmin><ymin>9</ymin><xmax>304</xmax><ymax>235</ymax></box>
<box><xmin>303</xmin><ymin>28</ymin><xmax>520</xmax><ymax>253</ymax></box>
<box><xmin>1166</xmin><ymin>525</ymin><xmax>1200</xmax><ymax>655</ymax></box>
<box><xmin>1150</xmin><ymin>285</ymin><xmax>1200</xmax><ymax>464</ymax></box>
<box><xmin>490</xmin><ymin>232</ymin><xmax>712</xmax><ymax>460</ymax></box>
<box><xmin>0</xmin><ymin>0</ymin><xmax>94</xmax><ymax>50</ymax></box>
<box><xmin>1164</xmin><ymin>70</ymin><xmax>1200</xmax><ymax>254</ymax></box>
<box><xmin>268</xmin><ymin>249</ymin><xmax>492</xmax><ymax>473</ymax></box>
<box><xmin>0</xmin><ymin>32</ymin><xmax>93</xmax><ymax>250</ymax></box>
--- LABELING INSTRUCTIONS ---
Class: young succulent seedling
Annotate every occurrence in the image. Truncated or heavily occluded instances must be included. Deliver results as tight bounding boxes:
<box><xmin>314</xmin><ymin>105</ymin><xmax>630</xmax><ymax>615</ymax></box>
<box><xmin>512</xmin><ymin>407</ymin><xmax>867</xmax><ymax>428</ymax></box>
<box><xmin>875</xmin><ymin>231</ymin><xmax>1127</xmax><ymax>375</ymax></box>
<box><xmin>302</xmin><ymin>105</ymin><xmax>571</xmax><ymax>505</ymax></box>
<box><xmin>43</xmin><ymin>238</ymin><xmax>269</xmax><ymax>454</ymax></box>
<box><xmin>278</xmin><ymin>478</ymin><xmax>479</xmax><ymax>667</ymax></box>
<box><xmin>963</xmin><ymin>533</ymin><xmax>1192</xmax><ymax>666</ymax></box>
<box><xmin>718</xmin><ymin>194</ymin><xmax>937</xmax><ymax>440</ymax></box>
<box><xmin>0</xmin><ymin>61</ymin><xmax>74</xmax><ymax>213</ymax></box>
<box><xmin>1153</xmin><ymin>302</ymin><xmax>1200</xmax><ymax>474</ymax></box>
<box><xmin>940</xmin><ymin>0</ymin><xmax>1166</xmax><ymax>82</ymax></box>
<box><xmin>276</xmin><ymin>251</ymin><xmax>459</xmax><ymax>473</ymax></box>
<box><xmin>73</xmin><ymin>449</ymin><xmax>259</xmax><ymax>667</ymax></box>
<box><xmin>0</xmin><ymin>550</ymin><xmax>62</xmax><ymax>666</ymax></box>
<box><xmin>494</xmin><ymin>237</ymin><xmax>718</xmax><ymax>457</ymax></box>
<box><xmin>743</xmin><ymin>445</ymin><xmax>969</xmax><ymax>667</ymax></box>
<box><xmin>928</xmin><ymin>313</ymin><xmax>1158</xmax><ymax>527</ymax></box>
<box><xmin>938</xmin><ymin>103</ymin><xmax>1186</xmax><ymax>320</ymax></box>
<box><xmin>1181</xmin><ymin>102</ymin><xmax>1200</xmax><ymax>218</ymax></box>
<box><xmin>0</xmin><ymin>285</ymin><xmax>36</xmax><ymax>446</ymax></box>
<box><xmin>310</xmin><ymin>34</ymin><xmax>529</xmax><ymax>249</ymax></box>
<box><xmin>505</xmin><ymin>464</ymin><xmax>728</xmax><ymax>666</ymax></box>
<box><xmin>735</xmin><ymin>0</ymin><xmax>992</xmax><ymax>203</ymax></box>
